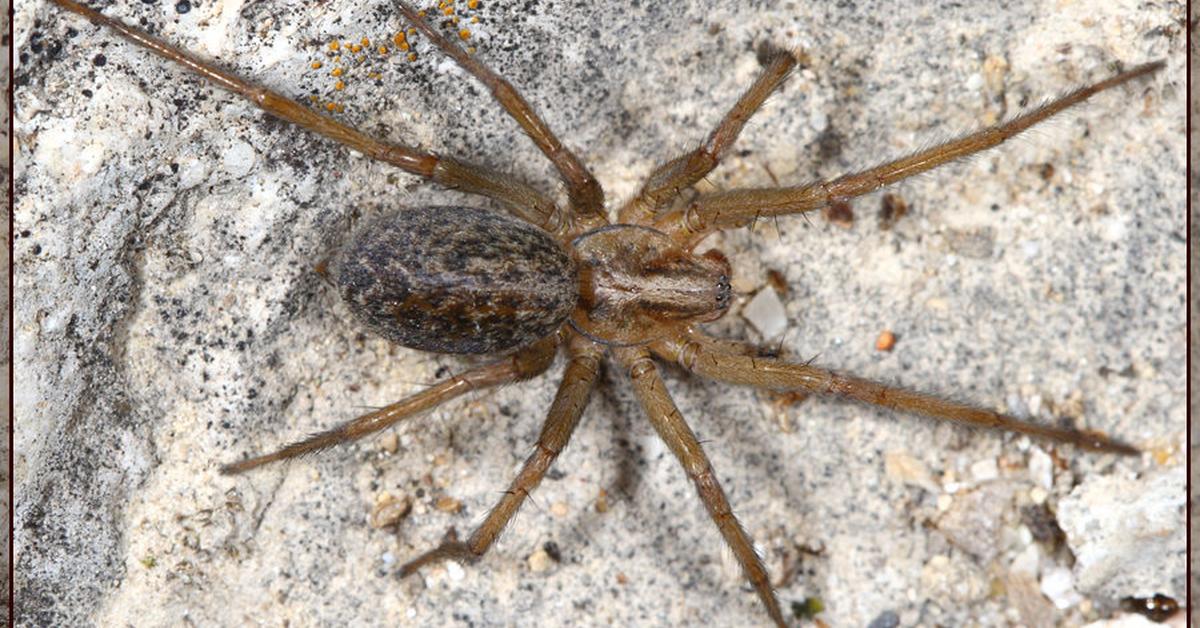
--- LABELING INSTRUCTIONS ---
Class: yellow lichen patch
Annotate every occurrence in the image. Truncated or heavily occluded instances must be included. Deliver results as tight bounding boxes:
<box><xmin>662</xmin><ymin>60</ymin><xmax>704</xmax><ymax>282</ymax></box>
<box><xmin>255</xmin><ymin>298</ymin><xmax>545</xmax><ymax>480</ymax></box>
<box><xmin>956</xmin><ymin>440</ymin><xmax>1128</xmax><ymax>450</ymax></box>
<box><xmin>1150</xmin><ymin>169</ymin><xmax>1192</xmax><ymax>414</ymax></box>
<box><xmin>407</xmin><ymin>52</ymin><xmax>418</xmax><ymax>62</ymax></box>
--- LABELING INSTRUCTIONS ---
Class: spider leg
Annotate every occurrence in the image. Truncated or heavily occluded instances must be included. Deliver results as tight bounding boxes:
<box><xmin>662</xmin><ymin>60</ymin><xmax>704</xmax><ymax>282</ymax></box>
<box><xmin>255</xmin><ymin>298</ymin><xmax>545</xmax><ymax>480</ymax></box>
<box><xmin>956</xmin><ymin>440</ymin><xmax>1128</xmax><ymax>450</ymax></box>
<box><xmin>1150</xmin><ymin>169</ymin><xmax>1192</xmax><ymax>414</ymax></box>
<box><xmin>652</xmin><ymin>61</ymin><xmax>1165</xmax><ymax>247</ymax></box>
<box><xmin>619</xmin><ymin>48</ymin><xmax>797</xmax><ymax>225</ymax></box>
<box><xmin>48</xmin><ymin>0</ymin><xmax>565</xmax><ymax>234</ymax></box>
<box><xmin>653</xmin><ymin>330</ymin><xmax>1138</xmax><ymax>455</ymax></box>
<box><xmin>220</xmin><ymin>335</ymin><xmax>560</xmax><ymax>474</ymax></box>
<box><xmin>613</xmin><ymin>346</ymin><xmax>785</xmax><ymax>628</ymax></box>
<box><xmin>394</xmin><ymin>1</ymin><xmax>606</xmax><ymax>229</ymax></box>
<box><xmin>399</xmin><ymin>334</ymin><xmax>603</xmax><ymax>575</ymax></box>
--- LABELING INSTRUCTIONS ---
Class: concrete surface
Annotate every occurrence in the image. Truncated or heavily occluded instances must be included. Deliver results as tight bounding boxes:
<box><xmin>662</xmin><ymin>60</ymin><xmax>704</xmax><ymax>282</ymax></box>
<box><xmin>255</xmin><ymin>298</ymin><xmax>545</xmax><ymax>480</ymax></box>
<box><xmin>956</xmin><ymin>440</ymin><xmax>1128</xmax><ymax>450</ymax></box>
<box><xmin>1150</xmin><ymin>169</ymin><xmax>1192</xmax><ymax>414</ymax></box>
<box><xmin>14</xmin><ymin>0</ymin><xmax>1185</xmax><ymax>626</ymax></box>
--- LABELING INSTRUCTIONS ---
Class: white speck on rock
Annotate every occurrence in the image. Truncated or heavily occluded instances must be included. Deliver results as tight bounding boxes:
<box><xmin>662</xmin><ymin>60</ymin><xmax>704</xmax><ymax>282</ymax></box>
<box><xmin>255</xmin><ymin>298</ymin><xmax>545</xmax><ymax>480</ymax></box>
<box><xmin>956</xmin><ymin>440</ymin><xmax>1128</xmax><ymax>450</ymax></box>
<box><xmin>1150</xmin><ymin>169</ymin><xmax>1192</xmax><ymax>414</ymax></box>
<box><xmin>1057</xmin><ymin>466</ymin><xmax>1185</xmax><ymax>601</ymax></box>
<box><xmin>1039</xmin><ymin>566</ymin><xmax>1081</xmax><ymax>610</ymax></box>
<box><xmin>221</xmin><ymin>139</ymin><xmax>257</xmax><ymax>179</ymax></box>
<box><xmin>446</xmin><ymin>561</ymin><xmax>465</xmax><ymax>582</ymax></box>
<box><xmin>741</xmin><ymin>288</ymin><xmax>787</xmax><ymax>339</ymax></box>
<box><xmin>969</xmin><ymin>458</ymin><xmax>999</xmax><ymax>483</ymax></box>
<box><xmin>1028</xmin><ymin>446</ymin><xmax>1053</xmax><ymax>490</ymax></box>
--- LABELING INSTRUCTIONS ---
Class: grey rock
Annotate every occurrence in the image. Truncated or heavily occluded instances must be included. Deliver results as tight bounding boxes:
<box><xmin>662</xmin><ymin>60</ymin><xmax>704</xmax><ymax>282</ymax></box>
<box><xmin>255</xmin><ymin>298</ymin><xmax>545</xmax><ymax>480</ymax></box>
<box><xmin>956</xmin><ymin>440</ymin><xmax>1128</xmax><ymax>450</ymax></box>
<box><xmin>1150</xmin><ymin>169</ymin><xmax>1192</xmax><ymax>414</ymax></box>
<box><xmin>14</xmin><ymin>0</ymin><xmax>1184</xmax><ymax>626</ymax></box>
<box><xmin>1058</xmin><ymin>466</ymin><xmax>1186</xmax><ymax>603</ymax></box>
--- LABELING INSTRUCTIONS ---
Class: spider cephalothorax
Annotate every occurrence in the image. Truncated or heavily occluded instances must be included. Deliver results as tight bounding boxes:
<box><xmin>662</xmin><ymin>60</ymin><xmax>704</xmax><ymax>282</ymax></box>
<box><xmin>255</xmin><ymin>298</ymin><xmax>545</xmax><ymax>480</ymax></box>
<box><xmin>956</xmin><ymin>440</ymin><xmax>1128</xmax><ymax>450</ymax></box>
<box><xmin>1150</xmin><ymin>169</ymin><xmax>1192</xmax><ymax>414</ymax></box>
<box><xmin>46</xmin><ymin>0</ymin><xmax>1161</xmax><ymax>625</ymax></box>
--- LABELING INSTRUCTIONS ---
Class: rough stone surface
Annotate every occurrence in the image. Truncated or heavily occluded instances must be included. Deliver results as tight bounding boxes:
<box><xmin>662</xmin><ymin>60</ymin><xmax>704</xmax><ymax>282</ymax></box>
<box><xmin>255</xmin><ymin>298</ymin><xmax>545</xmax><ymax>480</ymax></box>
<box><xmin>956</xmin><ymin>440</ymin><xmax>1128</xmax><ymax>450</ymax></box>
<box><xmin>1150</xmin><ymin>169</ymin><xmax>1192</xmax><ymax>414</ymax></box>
<box><xmin>1057</xmin><ymin>466</ymin><xmax>1186</xmax><ymax>603</ymax></box>
<box><xmin>1188</xmin><ymin>2</ymin><xmax>1199</xmax><ymax>622</ymax></box>
<box><xmin>1</xmin><ymin>0</ymin><xmax>11</xmax><ymax>624</ymax></box>
<box><xmin>14</xmin><ymin>0</ymin><xmax>1185</xmax><ymax>626</ymax></box>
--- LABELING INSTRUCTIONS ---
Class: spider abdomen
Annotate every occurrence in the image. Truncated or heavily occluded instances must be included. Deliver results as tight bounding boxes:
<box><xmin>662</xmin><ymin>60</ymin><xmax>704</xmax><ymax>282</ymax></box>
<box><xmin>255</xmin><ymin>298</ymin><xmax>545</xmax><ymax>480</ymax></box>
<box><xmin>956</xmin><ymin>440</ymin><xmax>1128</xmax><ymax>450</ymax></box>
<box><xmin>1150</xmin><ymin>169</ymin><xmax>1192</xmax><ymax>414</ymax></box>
<box><xmin>334</xmin><ymin>206</ymin><xmax>578</xmax><ymax>354</ymax></box>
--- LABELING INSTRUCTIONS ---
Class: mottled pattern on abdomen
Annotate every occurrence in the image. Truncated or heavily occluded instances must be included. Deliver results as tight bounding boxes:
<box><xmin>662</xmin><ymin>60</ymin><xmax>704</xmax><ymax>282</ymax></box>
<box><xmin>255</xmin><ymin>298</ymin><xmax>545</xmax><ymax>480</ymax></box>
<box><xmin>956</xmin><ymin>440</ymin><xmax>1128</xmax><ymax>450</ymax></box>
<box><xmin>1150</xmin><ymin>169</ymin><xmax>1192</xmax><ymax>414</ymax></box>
<box><xmin>334</xmin><ymin>206</ymin><xmax>578</xmax><ymax>354</ymax></box>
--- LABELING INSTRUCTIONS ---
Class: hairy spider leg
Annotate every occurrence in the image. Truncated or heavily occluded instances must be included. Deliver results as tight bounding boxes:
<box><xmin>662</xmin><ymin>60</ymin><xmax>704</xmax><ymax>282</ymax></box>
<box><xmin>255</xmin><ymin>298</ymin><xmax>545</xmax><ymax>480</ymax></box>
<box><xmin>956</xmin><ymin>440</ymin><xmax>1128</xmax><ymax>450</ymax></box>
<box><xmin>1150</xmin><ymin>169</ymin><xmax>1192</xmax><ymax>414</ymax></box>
<box><xmin>620</xmin><ymin>48</ymin><xmax>797</xmax><ymax>225</ymax></box>
<box><xmin>220</xmin><ymin>335</ymin><xmax>560</xmax><ymax>475</ymax></box>
<box><xmin>394</xmin><ymin>0</ymin><xmax>606</xmax><ymax>231</ymax></box>
<box><xmin>399</xmin><ymin>334</ymin><xmax>603</xmax><ymax>574</ymax></box>
<box><xmin>654</xmin><ymin>330</ymin><xmax>1138</xmax><ymax>456</ymax></box>
<box><xmin>653</xmin><ymin>61</ymin><xmax>1165</xmax><ymax>247</ymax></box>
<box><xmin>48</xmin><ymin>0</ymin><xmax>563</xmax><ymax>232</ymax></box>
<box><xmin>614</xmin><ymin>347</ymin><xmax>786</xmax><ymax>628</ymax></box>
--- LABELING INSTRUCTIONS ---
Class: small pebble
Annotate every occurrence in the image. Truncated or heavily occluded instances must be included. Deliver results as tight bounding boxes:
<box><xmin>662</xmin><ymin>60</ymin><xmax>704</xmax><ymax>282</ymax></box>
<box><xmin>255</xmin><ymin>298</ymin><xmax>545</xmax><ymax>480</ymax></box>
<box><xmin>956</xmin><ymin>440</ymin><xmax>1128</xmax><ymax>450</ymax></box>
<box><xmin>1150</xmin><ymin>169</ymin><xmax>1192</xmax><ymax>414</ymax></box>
<box><xmin>867</xmin><ymin>610</ymin><xmax>900</xmax><ymax>628</ymax></box>
<box><xmin>594</xmin><ymin>489</ymin><xmax>609</xmax><ymax>513</ymax></box>
<box><xmin>435</xmin><ymin>496</ymin><xmax>462</xmax><ymax>513</ymax></box>
<box><xmin>875</xmin><ymin>330</ymin><xmax>896</xmax><ymax>352</ymax></box>
<box><xmin>1028</xmin><ymin>446</ymin><xmax>1053</xmax><ymax>489</ymax></box>
<box><xmin>370</xmin><ymin>492</ymin><xmax>412</xmax><ymax>528</ymax></box>
<box><xmin>527</xmin><ymin>548</ymin><xmax>553</xmax><ymax>573</ymax></box>
<box><xmin>742</xmin><ymin>288</ymin><xmax>788</xmax><ymax>339</ymax></box>
<box><xmin>550</xmin><ymin>501</ymin><xmax>570</xmax><ymax>518</ymax></box>
<box><xmin>970</xmin><ymin>458</ymin><xmax>999</xmax><ymax>482</ymax></box>
<box><xmin>379</xmin><ymin>432</ymin><xmax>399</xmax><ymax>454</ymax></box>
<box><xmin>884</xmin><ymin>450</ymin><xmax>938</xmax><ymax>493</ymax></box>
<box><xmin>1040</xmin><ymin>566</ymin><xmax>1081</xmax><ymax>609</ymax></box>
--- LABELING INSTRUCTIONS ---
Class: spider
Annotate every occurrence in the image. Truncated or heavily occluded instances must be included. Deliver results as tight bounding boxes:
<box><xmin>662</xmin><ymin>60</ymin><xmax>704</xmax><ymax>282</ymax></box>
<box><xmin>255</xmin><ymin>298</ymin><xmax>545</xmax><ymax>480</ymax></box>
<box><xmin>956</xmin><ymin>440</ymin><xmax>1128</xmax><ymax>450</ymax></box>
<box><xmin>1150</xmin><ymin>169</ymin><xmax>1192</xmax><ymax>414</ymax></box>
<box><xmin>27</xmin><ymin>0</ymin><xmax>1174</xmax><ymax>625</ymax></box>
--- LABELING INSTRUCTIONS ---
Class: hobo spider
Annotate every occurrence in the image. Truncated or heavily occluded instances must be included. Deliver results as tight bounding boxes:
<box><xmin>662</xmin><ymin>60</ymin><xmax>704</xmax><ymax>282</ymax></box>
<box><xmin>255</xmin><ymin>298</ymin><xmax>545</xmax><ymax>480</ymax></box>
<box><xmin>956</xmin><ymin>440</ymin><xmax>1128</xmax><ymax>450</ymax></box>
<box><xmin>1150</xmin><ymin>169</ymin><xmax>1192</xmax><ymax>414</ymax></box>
<box><xmin>21</xmin><ymin>0</ymin><xmax>1179</xmax><ymax>625</ymax></box>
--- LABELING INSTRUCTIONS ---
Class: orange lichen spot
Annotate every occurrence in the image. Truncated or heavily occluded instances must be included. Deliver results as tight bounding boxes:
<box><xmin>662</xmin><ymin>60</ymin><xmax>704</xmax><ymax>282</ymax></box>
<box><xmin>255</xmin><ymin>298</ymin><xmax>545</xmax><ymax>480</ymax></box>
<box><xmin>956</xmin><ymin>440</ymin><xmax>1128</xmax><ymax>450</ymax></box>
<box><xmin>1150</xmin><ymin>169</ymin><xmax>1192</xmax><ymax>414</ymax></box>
<box><xmin>334</xmin><ymin>80</ymin><xmax>346</xmax><ymax>91</ymax></box>
<box><xmin>325</xmin><ymin>102</ymin><xmax>337</xmax><ymax>111</ymax></box>
<box><xmin>393</xmin><ymin>31</ymin><xmax>407</xmax><ymax>45</ymax></box>
<box><xmin>329</xmin><ymin>40</ymin><xmax>340</xmax><ymax>51</ymax></box>
<box><xmin>471</xmin><ymin>15</ymin><xmax>479</xmax><ymax>23</ymax></box>
<box><xmin>331</xmin><ymin>67</ymin><xmax>344</xmax><ymax>77</ymax></box>
<box><xmin>875</xmin><ymin>330</ymin><xmax>896</xmax><ymax>352</ymax></box>
<box><xmin>468</xmin><ymin>0</ymin><xmax>480</xmax><ymax>8</ymax></box>
<box><xmin>378</xmin><ymin>46</ymin><xmax>389</xmax><ymax>55</ymax></box>
<box><xmin>361</xmin><ymin>37</ymin><xmax>370</xmax><ymax>47</ymax></box>
<box><xmin>335</xmin><ymin>103</ymin><xmax>345</xmax><ymax>113</ymax></box>
<box><xmin>407</xmin><ymin>52</ymin><xmax>418</xmax><ymax>62</ymax></box>
<box><xmin>458</xmin><ymin>28</ymin><xmax>471</xmax><ymax>40</ymax></box>
<box><xmin>311</xmin><ymin>60</ymin><xmax>323</xmax><ymax>70</ymax></box>
<box><xmin>442</xmin><ymin>5</ymin><xmax>454</xmax><ymax>15</ymax></box>
<box><xmin>451</xmin><ymin>16</ymin><xmax>460</xmax><ymax>25</ymax></box>
<box><xmin>408</xmin><ymin>28</ymin><xmax>417</xmax><ymax>36</ymax></box>
<box><xmin>308</xmin><ymin>94</ymin><xmax>319</xmax><ymax>102</ymax></box>
<box><xmin>399</xmin><ymin>41</ymin><xmax>411</xmax><ymax>51</ymax></box>
<box><xmin>418</xmin><ymin>10</ymin><xmax>426</xmax><ymax>17</ymax></box>
<box><xmin>350</xmin><ymin>43</ymin><xmax>362</xmax><ymax>53</ymax></box>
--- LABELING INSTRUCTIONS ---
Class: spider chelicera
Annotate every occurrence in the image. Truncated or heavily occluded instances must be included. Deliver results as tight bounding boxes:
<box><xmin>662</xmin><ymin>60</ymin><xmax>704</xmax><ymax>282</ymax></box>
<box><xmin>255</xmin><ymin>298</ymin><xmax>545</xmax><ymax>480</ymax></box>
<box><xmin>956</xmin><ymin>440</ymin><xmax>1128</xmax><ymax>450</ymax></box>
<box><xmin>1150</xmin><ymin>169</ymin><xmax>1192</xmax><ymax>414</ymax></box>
<box><xmin>45</xmin><ymin>0</ymin><xmax>1161</xmax><ymax>625</ymax></box>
